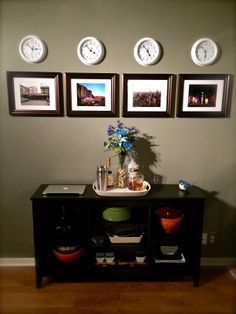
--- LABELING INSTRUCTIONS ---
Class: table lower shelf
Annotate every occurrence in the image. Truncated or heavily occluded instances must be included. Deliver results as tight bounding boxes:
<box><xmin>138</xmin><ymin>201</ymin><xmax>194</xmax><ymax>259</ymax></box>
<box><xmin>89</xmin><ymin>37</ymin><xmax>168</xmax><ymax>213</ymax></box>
<box><xmin>36</xmin><ymin>255</ymin><xmax>200</xmax><ymax>288</ymax></box>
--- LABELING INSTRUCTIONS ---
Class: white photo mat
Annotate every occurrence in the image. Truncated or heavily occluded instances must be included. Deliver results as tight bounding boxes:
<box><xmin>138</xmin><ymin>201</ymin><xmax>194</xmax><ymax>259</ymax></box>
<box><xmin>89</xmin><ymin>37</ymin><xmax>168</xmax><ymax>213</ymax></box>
<box><xmin>127</xmin><ymin>79</ymin><xmax>168</xmax><ymax>112</ymax></box>
<box><xmin>70</xmin><ymin>78</ymin><xmax>112</xmax><ymax>112</ymax></box>
<box><xmin>14</xmin><ymin>77</ymin><xmax>56</xmax><ymax>111</ymax></box>
<box><xmin>182</xmin><ymin>79</ymin><xmax>224</xmax><ymax>112</ymax></box>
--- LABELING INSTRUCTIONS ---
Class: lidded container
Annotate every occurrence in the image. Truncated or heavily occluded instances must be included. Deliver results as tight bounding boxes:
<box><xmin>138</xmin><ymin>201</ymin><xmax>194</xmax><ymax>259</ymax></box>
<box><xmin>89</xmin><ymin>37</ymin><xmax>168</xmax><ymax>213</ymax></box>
<box><xmin>127</xmin><ymin>156</ymin><xmax>139</xmax><ymax>174</ymax></box>
<box><xmin>156</xmin><ymin>207</ymin><xmax>184</xmax><ymax>234</ymax></box>
<box><xmin>97</xmin><ymin>165</ymin><xmax>107</xmax><ymax>191</ymax></box>
<box><xmin>127</xmin><ymin>157</ymin><xmax>144</xmax><ymax>191</ymax></box>
<box><xmin>102</xmin><ymin>207</ymin><xmax>131</xmax><ymax>222</ymax></box>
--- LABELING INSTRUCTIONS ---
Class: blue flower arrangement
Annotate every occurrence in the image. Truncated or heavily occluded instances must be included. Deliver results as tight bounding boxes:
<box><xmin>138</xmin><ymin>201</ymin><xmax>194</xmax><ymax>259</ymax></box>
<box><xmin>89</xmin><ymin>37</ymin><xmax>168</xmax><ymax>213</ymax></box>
<box><xmin>104</xmin><ymin>121</ymin><xmax>137</xmax><ymax>168</ymax></box>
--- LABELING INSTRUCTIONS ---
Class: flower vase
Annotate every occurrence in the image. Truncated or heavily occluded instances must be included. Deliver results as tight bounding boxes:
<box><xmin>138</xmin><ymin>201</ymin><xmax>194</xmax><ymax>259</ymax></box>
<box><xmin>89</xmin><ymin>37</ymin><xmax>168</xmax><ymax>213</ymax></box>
<box><xmin>117</xmin><ymin>153</ymin><xmax>127</xmax><ymax>188</ymax></box>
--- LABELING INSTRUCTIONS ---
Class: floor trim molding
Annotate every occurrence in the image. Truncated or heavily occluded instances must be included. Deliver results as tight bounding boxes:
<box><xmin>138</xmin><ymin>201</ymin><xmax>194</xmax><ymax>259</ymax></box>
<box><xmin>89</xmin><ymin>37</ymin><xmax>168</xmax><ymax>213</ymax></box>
<box><xmin>201</xmin><ymin>257</ymin><xmax>236</xmax><ymax>266</ymax></box>
<box><xmin>0</xmin><ymin>258</ymin><xmax>35</xmax><ymax>266</ymax></box>
<box><xmin>0</xmin><ymin>257</ymin><xmax>235</xmax><ymax>267</ymax></box>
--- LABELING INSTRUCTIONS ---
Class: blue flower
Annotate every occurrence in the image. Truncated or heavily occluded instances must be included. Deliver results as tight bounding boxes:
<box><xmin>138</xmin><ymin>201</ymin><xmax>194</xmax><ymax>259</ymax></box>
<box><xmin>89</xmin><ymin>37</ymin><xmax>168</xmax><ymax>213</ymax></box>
<box><xmin>117</xmin><ymin>121</ymin><xmax>124</xmax><ymax>129</ymax></box>
<box><xmin>123</xmin><ymin>142</ymin><xmax>133</xmax><ymax>152</ymax></box>
<box><xmin>104</xmin><ymin>120</ymin><xmax>137</xmax><ymax>156</ymax></box>
<box><xmin>117</xmin><ymin>129</ymin><xmax>128</xmax><ymax>136</ymax></box>
<box><xmin>107</xmin><ymin>125</ymin><xmax>115</xmax><ymax>136</ymax></box>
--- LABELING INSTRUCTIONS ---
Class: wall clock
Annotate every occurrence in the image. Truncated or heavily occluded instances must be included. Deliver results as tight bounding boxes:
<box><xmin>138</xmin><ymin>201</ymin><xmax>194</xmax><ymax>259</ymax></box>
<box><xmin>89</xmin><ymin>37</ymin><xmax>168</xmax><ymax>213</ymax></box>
<box><xmin>77</xmin><ymin>37</ymin><xmax>105</xmax><ymax>65</ymax></box>
<box><xmin>133</xmin><ymin>37</ymin><xmax>161</xmax><ymax>66</ymax></box>
<box><xmin>191</xmin><ymin>37</ymin><xmax>219</xmax><ymax>66</ymax></box>
<box><xmin>19</xmin><ymin>35</ymin><xmax>47</xmax><ymax>63</ymax></box>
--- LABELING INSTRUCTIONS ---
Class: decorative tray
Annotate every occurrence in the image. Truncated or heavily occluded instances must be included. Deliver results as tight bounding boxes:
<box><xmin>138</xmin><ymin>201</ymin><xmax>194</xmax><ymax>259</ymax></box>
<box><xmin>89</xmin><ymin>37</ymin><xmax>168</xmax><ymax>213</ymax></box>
<box><xmin>92</xmin><ymin>181</ymin><xmax>151</xmax><ymax>197</ymax></box>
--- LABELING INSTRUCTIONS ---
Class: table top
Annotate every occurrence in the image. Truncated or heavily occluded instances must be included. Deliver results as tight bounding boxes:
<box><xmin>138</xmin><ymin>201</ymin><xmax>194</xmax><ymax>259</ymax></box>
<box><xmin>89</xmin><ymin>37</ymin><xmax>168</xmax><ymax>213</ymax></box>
<box><xmin>31</xmin><ymin>184</ymin><xmax>207</xmax><ymax>202</ymax></box>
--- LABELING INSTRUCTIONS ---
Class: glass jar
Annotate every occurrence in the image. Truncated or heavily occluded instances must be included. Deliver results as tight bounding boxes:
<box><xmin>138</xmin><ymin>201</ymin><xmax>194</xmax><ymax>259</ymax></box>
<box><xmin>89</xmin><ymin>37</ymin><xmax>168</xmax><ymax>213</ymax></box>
<box><xmin>128</xmin><ymin>172</ymin><xmax>144</xmax><ymax>191</ymax></box>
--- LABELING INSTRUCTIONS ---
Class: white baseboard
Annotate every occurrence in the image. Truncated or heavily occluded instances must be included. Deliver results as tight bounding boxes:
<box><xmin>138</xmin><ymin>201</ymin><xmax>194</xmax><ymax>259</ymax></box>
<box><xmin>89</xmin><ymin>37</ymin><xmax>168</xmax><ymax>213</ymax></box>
<box><xmin>201</xmin><ymin>257</ymin><xmax>236</xmax><ymax>266</ymax></box>
<box><xmin>0</xmin><ymin>257</ymin><xmax>235</xmax><ymax>267</ymax></box>
<box><xmin>0</xmin><ymin>258</ymin><xmax>35</xmax><ymax>266</ymax></box>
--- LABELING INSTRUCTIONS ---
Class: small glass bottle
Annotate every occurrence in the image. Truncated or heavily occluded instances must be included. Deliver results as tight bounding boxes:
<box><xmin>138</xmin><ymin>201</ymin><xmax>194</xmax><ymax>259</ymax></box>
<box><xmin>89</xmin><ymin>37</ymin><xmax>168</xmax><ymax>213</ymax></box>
<box><xmin>200</xmin><ymin>91</ymin><xmax>204</xmax><ymax>105</ymax></box>
<box><xmin>106</xmin><ymin>157</ymin><xmax>114</xmax><ymax>188</ymax></box>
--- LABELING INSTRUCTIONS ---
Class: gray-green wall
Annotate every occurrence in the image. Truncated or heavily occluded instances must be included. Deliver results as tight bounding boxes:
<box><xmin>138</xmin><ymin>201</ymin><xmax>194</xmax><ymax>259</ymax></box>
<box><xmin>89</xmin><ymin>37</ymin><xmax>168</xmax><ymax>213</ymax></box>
<box><xmin>0</xmin><ymin>0</ymin><xmax>235</xmax><ymax>258</ymax></box>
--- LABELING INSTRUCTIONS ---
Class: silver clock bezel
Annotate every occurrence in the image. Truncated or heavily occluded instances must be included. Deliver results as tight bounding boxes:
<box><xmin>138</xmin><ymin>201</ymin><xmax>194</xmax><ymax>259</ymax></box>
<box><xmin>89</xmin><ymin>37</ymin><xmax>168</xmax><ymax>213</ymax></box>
<box><xmin>191</xmin><ymin>37</ymin><xmax>219</xmax><ymax>66</ymax></box>
<box><xmin>19</xmin><ymin>35</ymin><xmax>47</xmax><ymax>63</ymax></box>
<box><xmin>77</xmin><ymin>37</ymin><xmax>105</xmax><ymax>65</ymax></box>
<box><xmin>134</xmin><ymin>37</ymin><xmax>161</xmax><ymax>66</ymax></box>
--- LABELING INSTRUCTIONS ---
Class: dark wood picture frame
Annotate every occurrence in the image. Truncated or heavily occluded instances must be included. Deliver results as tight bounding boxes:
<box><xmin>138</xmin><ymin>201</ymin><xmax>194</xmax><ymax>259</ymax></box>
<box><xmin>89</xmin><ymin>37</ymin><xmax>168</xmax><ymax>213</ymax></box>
<box><xmin>122</xmin><ymin>73</ymin><xmax>175</xmax><ymax>117</ymax></box>
<box><xmin>177</xmin><ymin>74</ymin><xmax>231</xmax><ymax>117</ymax></box>
<box><xmin>7</xmin><ymin>71</ymin><xmax>63</xmax><ymax>116</ymax></box>
<box><xmin>66</xmin><ymin>73</ymin><xmax>119</xmax><ymax>117</ymax></box>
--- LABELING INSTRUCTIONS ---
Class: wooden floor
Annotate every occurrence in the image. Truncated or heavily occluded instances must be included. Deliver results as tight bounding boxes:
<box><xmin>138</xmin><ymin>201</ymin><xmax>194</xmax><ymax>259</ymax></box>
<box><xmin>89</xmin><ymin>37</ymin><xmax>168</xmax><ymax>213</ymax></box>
<box><xmin>0</xmin><ymin>266</ymin><xmax>236</xmax><ymax>314</ymax></box>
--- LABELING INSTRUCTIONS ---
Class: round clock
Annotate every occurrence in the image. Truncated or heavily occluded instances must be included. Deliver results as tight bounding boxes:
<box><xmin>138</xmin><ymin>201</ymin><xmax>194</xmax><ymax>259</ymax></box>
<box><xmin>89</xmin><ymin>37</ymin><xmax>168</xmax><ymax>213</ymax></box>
<box><xmin>19</xmin><ymin>35</ymin><xmax>47</xmax><ymax>63</ymax></box>
<box><xmin>191</xmin><ymin>37</ymin><xmax>219</xmax><ymax>66</ymax></box>
<box><xmin>77</xmin><ymin>37</ymin><xmax>105</xmax><ymax>65</ymax></box>
<box><xmin>134</xmin><ymin>37</ymin><xmax>161</xmax><ymax>66</ymax></box>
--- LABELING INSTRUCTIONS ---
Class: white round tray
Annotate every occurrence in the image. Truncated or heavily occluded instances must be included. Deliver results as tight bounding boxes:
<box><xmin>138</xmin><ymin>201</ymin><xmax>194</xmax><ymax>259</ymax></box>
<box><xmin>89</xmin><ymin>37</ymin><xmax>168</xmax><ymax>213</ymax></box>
<box><xmin>92</xmin><ymin>181</ymin><xmax>151</xmax><ymax>197</ymax></box>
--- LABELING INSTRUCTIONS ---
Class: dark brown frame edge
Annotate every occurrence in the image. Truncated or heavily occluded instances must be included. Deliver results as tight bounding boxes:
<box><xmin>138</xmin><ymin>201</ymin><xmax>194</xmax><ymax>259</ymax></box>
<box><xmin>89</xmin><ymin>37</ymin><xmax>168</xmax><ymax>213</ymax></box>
<box><xmin>177</xmin><ymin>74</ymin><xmax>231</xmax><ymax>118</ymax></box>
<box><xmin>7</xmin><ymin>71</ymin><xmax>64</xmax><ymax>116</ymax></box>
<box><xmin>122</xmin><ymin>73</ymin><xmax>176</xmax><ymax>117</ymax></box>
<box><xmin>66</xmin><ymin>72</ymin><xmax>119</xmax><ymax>117</ymax></box>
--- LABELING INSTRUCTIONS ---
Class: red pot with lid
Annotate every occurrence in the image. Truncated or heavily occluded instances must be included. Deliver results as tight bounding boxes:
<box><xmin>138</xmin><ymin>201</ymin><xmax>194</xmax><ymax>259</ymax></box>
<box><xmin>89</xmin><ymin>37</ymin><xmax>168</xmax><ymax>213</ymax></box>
<box><xmin>156</xmin><ymin>207</ymin><xmax>184</xmax><ymax>234</ymax></box>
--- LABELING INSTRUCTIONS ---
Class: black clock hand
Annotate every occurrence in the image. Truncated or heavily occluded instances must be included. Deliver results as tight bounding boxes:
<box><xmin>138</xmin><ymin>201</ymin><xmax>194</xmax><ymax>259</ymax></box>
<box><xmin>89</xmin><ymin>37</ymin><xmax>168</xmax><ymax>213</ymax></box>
<box><xmin>142</xmin><ymin>44</ymin><xmax>151</xmax><ymax>57</ymax></box>
<box><xmin>199</xmin><ymin>45</ymin><xmax>207</xmax><ymax>59</ymax></box>
<box><xmin>85</xmin><ymin>44</ymin><xmax>96</xmax><ymax>54</ymax></box>
<box><xmin>85</xmin><ymin>44</ymin><xmax>91</xmax><ymax>51</ymax></box>
<box><xmin>26</xmin><ymin>43</ymin><xmax>33</xmax><ymax>50</ymax></box>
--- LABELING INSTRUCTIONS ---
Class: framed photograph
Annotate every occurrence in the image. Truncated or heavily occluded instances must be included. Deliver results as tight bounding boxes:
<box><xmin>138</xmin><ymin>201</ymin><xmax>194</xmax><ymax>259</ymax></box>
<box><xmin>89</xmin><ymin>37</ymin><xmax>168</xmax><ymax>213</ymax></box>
<box><xmin>66</xmin><ymin>73</ymin><xmax>118</xmax><ymax>117</ymax></box>
<box><xmin>7</xmin><ymin>71</ymin><xmax>63</xmax><ymax>116</ymax></box>
<box><xmin>122</xmin><ymin>74</ymin><xmax>175</xmax><ymax>117</ymax></box>
<box><xmin>177</xmin><ymin>74</ymin><xmax>230</xmax><ymax>117</ymax></box>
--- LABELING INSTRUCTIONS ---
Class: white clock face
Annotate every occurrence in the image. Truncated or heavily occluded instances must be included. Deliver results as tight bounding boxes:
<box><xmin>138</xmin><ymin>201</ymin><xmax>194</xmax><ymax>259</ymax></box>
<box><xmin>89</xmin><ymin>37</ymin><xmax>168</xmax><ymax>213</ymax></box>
<box><xmin>77</xmin><ymin>37</ymin><xmax>105</xmax><ymax>65</ymax></box>
<box><xmin>191</xmin><ymin>38</ymin><xmax>218</xmax><ymax>66</ymax></box>
<box><xmin>19</xmin><ymin>35</ymin><xmax>47</xmax><ymax>63</ymax></box>
<box><xmin>134</xmin><ymin>37</ymin><xmax>161</xmax><ymax>66</ymax></box>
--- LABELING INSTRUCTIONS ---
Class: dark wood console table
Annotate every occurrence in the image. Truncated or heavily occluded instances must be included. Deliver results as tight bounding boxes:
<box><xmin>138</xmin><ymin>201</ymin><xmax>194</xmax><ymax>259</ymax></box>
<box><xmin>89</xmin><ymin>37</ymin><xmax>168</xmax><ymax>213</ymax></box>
<box><xmin>31</xmin><ymin>184</ymin><xmax>206</xmax><ymax>288</ymax></box>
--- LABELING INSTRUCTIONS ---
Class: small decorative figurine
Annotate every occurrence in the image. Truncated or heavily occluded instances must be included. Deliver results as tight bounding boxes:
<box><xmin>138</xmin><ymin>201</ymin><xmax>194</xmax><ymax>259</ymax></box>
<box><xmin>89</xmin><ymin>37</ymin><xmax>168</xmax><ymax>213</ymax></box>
<box><xmin>179</xmin><ymin>180</ymin><xmax>194</xmax><ymax>191</ymax></box>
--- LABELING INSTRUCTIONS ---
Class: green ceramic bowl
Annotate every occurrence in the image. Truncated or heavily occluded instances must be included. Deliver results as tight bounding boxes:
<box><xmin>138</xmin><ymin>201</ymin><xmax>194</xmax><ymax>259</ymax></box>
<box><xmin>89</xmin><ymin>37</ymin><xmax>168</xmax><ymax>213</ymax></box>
<box><xmin>102</xmin><ymin>207</ymin><xmax>131</xmax><ymax>222</ymax></box>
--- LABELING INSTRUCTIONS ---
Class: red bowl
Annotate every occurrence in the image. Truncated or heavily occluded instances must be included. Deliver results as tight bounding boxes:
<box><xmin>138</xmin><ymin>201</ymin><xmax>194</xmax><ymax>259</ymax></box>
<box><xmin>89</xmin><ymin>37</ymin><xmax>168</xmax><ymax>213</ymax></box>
<box><xmin>156</xmin><ymin>207</ymin><xmax>184</xmax><ymax>233</ymax></box>
<box><xmin>53</xmin><ymin>247</ymin><xmax>84</xmax><ymax>264</ymax></box>
<box><xmin>56</xmin><ymin>245</ymin><xmax>80</xmax><ymax>254</ymax></box>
